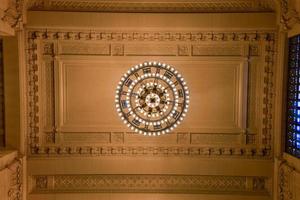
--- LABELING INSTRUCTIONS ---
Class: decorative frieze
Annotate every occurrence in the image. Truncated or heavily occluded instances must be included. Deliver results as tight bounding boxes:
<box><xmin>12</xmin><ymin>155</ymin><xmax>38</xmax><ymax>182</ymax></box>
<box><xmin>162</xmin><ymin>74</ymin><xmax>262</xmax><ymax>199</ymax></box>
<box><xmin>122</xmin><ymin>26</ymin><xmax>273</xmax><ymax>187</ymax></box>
<box><xmin>31</xmin><ymin>145</ymin><xmax>270</xmax><ymax>157</ymax></box>
<box><xmin>278</xmin><ymin>162</ymin><xmax>296</xmax><ymax>200</ymax></box>
<box><xmin>8</xmin><ymin>159</ymin><xmax>22</xmax><ymax>200</ymax></box>
<box><xmin>0</xmin><ymin>152</ymin><xmax>23</xmax><ymax>200</ymax></box>
<box><xmin>27</xmin><ymin>36</ymin><xmax>39</xmax><ymax>150</ymax></box>
<box><xmin>32</xmin><ymin>174</ymin><xmax>269</xmax><ymax>194</ymax></box>
<box><xmin>28</xmin><ymin>31</ymin><xmax>275</xmax><ymax>42</ymax></box>
<box><xmin>261</xmin><ymin>39</ymin><xmax>275</xmax><ymax>146</ymax></box>
<box><xmin>27</xmin><ymin>0</ymin><xmax>275</xmax><ymax>13</ymax></box>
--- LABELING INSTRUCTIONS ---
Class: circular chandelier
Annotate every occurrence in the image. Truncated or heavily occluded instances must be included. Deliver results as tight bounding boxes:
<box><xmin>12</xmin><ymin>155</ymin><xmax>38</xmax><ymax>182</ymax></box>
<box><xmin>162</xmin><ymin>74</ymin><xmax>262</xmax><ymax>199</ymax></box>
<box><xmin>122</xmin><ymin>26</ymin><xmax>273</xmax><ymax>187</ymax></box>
<box><xmin>115</xmin><ymin>61</ymin><xmax>189</xmax><ymax>136</ymax></box>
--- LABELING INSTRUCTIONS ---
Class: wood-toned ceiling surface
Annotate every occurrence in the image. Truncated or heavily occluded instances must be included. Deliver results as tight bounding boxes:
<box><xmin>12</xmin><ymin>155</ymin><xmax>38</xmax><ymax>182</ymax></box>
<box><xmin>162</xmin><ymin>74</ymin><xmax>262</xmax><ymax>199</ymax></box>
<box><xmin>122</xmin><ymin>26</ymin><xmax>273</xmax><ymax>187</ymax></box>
<box><xmin>27</xmin><ymin>0</ymin><xmax>275</xmax><ymax>13</ymax></box>
<box><xmin>24</xmin><ymin>11</ymin><xmax>277</xmax><ymax>200</ymax></box>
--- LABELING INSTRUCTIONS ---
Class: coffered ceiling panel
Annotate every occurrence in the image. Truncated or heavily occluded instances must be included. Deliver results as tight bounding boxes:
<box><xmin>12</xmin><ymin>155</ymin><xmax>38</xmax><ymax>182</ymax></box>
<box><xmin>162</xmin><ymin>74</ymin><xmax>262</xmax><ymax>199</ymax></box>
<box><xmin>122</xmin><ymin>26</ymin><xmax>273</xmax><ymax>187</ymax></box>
<box><xmin>55</xmin><ymin>59</ymin><xmax>246</xmax><ymax>133</ymax></box>
<box><xmin>27</xmin><ymin>29</ymin><xmax>274</xmax><ymax>157</ymax></box>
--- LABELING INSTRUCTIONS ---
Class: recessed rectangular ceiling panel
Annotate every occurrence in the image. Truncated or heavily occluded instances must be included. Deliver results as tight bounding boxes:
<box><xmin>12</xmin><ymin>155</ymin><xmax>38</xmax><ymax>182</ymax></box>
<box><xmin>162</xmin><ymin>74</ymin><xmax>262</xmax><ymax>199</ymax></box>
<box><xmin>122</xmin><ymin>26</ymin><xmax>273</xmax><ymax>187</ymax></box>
<box><xmin>56</xmin><ymin>59</ymin><xmax>246</xmax><ymax>134</ymax></box>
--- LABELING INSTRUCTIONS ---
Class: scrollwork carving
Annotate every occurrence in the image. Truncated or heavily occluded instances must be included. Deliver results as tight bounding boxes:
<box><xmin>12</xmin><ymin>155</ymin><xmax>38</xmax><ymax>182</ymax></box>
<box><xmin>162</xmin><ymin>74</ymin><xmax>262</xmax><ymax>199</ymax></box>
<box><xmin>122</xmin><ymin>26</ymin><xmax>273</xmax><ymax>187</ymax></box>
<box><xmin>6</xmin><ymin>158</ymin><xmax>23</xmax><ymax>200</ymax></box>
<box><xmin>278</xmin><ymin>162</ymin><xmax>295</xmax><ymax>200</ymax></box>
<box><xmin>1</xmin><ymin>0</ymin><xmax>23</xmax><ymax>28</ymax></box>
<box><xmin>278</xmin><ymin>0</ymin><xmax>300</xmax><ymax>30</ymax></box>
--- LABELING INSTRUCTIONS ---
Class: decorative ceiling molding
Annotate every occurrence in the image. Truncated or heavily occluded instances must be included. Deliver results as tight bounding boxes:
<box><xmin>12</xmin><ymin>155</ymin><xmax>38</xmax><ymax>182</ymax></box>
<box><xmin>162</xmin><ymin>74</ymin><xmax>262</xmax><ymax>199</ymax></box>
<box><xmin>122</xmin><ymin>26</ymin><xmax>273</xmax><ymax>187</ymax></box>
<box><xmin>0</xmin><ymin>152</ymin><xmax>23</xmax><ymax>200</ymax></box>
<box><xmin>32</xmin><ymin>174</ymin><xmax>269</xmax><ymax>194</ymax></box>
<box><xmin>278</xmin><ymin>161</ymin><xmax>299</xmax><ymax>200</ymax></box>
<box><xmin>27</xmin><ymin>0</ymin><xmax>275</xmax><ymax>13</ymax></box>
<box><xmin>26</xmin><ymin>29</ymin><xmax>275</xmax><ymax>158</ymax></box>
<box><xmin>2</xmin><ymin>0</ymin><xmax>23</xmax><ymax>28</ymax></box>
<box><xmin>0</xmin><ymin>0</ymin><xmax>24</xmax><ymax>35</ymax></box>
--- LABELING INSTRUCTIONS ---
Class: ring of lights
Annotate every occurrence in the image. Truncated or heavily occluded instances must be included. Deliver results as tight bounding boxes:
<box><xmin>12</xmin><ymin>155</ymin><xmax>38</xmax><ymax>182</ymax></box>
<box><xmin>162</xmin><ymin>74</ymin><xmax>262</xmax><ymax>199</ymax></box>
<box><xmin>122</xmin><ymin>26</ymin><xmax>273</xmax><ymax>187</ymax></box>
<box><xmin>115</xmin><ymin>61</ymin><xmax>189</xmax><ymax>136</ymax></box>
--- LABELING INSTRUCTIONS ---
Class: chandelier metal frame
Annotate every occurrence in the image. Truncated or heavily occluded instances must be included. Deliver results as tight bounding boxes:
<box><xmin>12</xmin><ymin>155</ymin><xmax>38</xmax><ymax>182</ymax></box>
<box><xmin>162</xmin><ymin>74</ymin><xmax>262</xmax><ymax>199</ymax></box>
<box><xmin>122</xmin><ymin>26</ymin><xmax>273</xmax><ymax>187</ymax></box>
<box><xmin>115</xmin><ymin>61</ymin><xmax>189</xmax><ymax>136</ymax></box>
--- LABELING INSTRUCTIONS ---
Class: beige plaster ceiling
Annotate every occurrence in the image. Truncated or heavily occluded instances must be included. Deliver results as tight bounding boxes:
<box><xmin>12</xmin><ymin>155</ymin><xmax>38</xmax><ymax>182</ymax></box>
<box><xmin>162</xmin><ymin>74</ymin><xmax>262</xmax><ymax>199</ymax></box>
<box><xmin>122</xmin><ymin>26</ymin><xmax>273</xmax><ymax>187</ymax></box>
<box><xmin>27</xmin><ymin>0</ymin><xmax>276</xmax><ymax>13</ymax></box>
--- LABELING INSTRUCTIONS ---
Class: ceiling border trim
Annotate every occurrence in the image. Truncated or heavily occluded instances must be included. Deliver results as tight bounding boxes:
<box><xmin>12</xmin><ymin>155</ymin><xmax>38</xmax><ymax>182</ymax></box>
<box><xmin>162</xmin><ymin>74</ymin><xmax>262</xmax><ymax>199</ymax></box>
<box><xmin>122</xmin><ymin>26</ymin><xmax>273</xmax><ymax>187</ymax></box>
<box><xmin>27</xmin><ymin>0</ymin><xmax>275</xmax><ymax>13</ymax></box>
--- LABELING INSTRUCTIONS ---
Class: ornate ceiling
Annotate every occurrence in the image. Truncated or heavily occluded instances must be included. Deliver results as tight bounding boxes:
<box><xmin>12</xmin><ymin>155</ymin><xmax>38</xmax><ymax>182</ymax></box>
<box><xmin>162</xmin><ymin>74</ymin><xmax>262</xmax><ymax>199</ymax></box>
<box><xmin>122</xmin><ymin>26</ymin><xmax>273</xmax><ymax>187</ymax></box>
<box><xmin>27</xmin><ymin>0</ymin><xmax>276</xmax><ymax>13</ymax></box>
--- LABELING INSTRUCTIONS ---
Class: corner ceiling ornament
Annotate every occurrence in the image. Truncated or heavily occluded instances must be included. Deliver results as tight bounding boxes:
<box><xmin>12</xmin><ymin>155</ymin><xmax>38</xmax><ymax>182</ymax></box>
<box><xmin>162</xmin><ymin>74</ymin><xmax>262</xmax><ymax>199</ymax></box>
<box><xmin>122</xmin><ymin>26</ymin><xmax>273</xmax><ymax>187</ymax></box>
<box><xmin>278</xmin><ymin>0</ymin><xmax>300</xmax><ymax>30</ymax></box>
<box><xmin>1</xmin><ymin>0</ymin><xmax>23</xmax><ymax>28</ymax></box>
<box><xmin>115</xmin><ymin>61</ymin><xmax>189</xmax><ymax>136</ymax></box>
